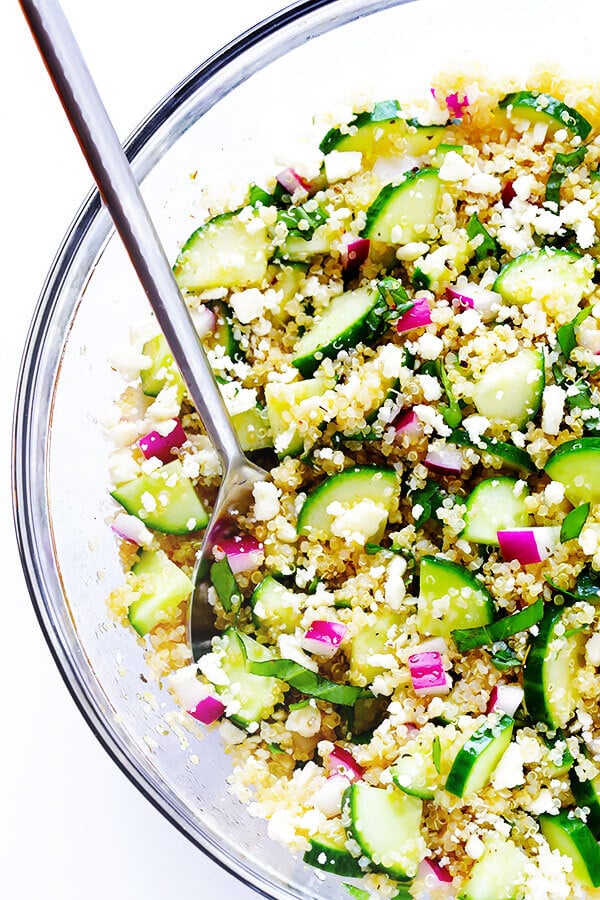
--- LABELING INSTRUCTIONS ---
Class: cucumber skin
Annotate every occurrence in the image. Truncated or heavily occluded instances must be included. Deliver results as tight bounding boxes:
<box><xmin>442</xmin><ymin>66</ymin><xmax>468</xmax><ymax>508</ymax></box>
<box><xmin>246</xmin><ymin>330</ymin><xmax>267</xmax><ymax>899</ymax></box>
<box><xmin>343</xmin><ymin>784</ymin><xmax>419</xmax><ymax>882</ymax></box>
<box><xmin>361</xmin><ymin>167</ymin><xmax>440</xmax><ymax>241</ymax></box>
<box><xmin>544</xmin><ymin>438</ymin><xmax>600</xmax><ymax>505</ymax></box>
<box><xmin>522</xmin><ymin>605</ymin><xmax>574</xmax><ymax>730</ymax></box>
<box><xmin>445</xmin><ymin>715</ymin><xmax>514</xmax><ymax>798</ymax></box>
<box><xmin>418</xmin><ymin>555</ymin><xmax>495</xmax><ymax>636</ymax></box>
<box><xmin>319</xmin><ymin>100</ymin><xmax>402</xmax><ymax>154</ymax></box>
<box><xmin>539</xmin><ymin>812</ymin><xmax>600</xmax><ymax>888</ymax></box>
<box><xmin>499</xmin><ymin>92</ymin><xmax>592</xmax><ymax>140</ymax></box>
<box><xmin>569</xmin><ymin>768</ymin><xmax>600</xmax><ymax>839</ymax></box>
<box><xmin>303</xmin><ymin>838</ymin><xmax>363</xmax><ymax>877</ymax></box>
<box><xmin>297</xmin><ymin>466</ymin><xmax>397</xmax><ymax>536</ymax></box>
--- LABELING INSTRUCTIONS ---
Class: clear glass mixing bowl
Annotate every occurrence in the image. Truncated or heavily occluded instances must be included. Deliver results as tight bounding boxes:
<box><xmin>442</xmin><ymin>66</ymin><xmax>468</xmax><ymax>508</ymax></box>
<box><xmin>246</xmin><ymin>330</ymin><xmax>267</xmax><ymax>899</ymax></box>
<box><xmin>12</xmin><ymin>0</ymin><xmax>600</xmax><ymax>897</ymax></box>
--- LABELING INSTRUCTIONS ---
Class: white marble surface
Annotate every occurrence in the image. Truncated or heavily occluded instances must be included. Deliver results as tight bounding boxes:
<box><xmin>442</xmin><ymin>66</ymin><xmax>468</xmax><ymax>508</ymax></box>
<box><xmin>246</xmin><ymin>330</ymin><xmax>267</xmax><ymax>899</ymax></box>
<box><xmin>2</xmin><ymin>2</ymin><xmax>283</xmax><ymax>896</ymax></box>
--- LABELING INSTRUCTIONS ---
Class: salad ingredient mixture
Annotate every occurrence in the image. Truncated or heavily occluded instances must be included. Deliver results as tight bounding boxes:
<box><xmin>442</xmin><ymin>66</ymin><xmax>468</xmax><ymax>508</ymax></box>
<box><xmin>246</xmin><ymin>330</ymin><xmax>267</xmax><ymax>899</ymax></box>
<box><xmin>106</xmin><ymin>70</ymin><xmax>600</xmax><ymax>898</ymax></box>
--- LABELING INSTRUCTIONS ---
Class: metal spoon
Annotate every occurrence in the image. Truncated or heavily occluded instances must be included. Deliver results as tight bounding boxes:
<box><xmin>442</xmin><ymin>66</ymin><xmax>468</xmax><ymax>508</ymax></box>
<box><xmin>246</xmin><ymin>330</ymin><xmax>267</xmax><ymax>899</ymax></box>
<box><xmin>20</xmin><ymin>0</ymin><xmax>268</xmax><ymax>661</ymax></box>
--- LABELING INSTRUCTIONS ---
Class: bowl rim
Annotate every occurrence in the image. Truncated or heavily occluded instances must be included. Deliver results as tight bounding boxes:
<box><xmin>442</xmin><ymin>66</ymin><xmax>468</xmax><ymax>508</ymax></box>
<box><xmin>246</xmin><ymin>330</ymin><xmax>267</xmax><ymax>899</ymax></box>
<box><xmin>11</xmin><ymin>1</ymin><xmax>407</xmax><ymax>897</ymax></box>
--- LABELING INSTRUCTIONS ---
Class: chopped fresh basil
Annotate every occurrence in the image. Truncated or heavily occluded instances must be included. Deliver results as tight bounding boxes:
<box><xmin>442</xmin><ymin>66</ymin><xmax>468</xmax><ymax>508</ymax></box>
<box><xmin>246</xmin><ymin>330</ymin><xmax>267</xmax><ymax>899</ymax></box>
<box><xmin>545</xmin><ymin>146</ymin><xmax>587</xmax><ymax>210</ymax></box>
<box><xmin>277</xmin><ymin>203</ymin><xmax>327</xmax><ymax>240</ymax></box>
<box><xmin>575</xmin><ymin>565</ymin><xmax>600</xmax><ymax>603</ymax></box>
<box><xmin>436</xmin><ymin>359</ymin><xmax>463</xmax><ymax>428</ymax></box>
<box><xmin>466</xmin><ymin>212</ymin><xmax>501</xmax><ymax>261</ymax></box>
<box><xmin>248</xmin><ymin>183</ymin><xmax>276</xmax><ymax>207</ymax></box>
<box><xmin>410</xmin><ymin>481</ymin><xmax>446</xmax><ymax>529</ymax></box>
<box><xmin>489</xmin><ymin>644</ymin><xmax>522</xmax><ymax>670</ymax></box>
<box><xmin>560</xmin><ymin>503</ymin><xmax>590</xmax><ymax>542</ymax></box>
<box><xmin>557</xmin><ymin>306</ymin><xmax>592</xmax><ymax>359</ymax></box>
<box><xmin>210</xmin><ymin>558</ymin><xmax>242</xmax><ymax>614</ymax></box>
<box><xmin>452</xmin><ymin>599</ymin><xmax>544</xmax><ymax>652</ymax></box>
<box><xmin>432</xmin><ymin>735</ymin><xmax>442</xmax><ymax>774</ymax></box>
<box><xmin>248</xmin><ymin>658</ymin><xmax>373</xmax><ymax>706</ymax></box>
<box><xmin>267</xmin><ymin>742</ymin><xmax>285</xmax><ymax>754</ymax></box>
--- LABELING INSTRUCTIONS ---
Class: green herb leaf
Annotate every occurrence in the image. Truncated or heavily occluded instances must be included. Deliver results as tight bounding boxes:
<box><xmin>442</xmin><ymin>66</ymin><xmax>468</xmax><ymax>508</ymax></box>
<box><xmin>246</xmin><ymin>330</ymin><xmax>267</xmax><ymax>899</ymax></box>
<box><xmin>557</xmin><ymin>306</ymin><xmax>593</xmax><ymax>359</ymax></box>
<box><xmin>248</xmin><ymin>658</ymin><xmax>373</xmax><ymax>706</ymax></box>
<box><xmin>278</xmin><ymin>203</ymin><xmax>328</xmax><ymax>241</ymax></box>
<box><xmin>545</xmin><ymin>575</ymin><xmax>581</xmax><ymax>603</ymax></box>
<box><xmin>452</xmin><ymin>599</ymin><xmax>544</xmax><ymax>652</ymax></box>
<box><xmin>343</xmin><ymin>886</ymin><xmax>369</xmax><ymax>900</ymax></box>
<box><xmin>560</xmin><ymin>503</ymin><xmax>590</xmax><ymax>542</ymax></box>
<box><xmin>267</xmin><ymin>742</ymin><xmax>285</xmax><ymax>754</ymax></box>
<box><xmin>248</xmin><ymin>183</ymin><xmax>276</xmax><ymax>207</ymax></box>
<box><xmin>565</xmin><ymin>379</ymin><xmax>600</xmax><ymax>434</ymax></box>
<box><xmin>210</xmin><ymin>558</ymin><xmax>242</xmax><ymax>614</ymax></box>
<box><xmin>489</xmin><ymin>644</ymin><xmax>522</xmax><ymax>670</ymax></box>
<box><xmin>435</xmin><ymin>359</ymin><xmax>463</xmax><ymax>428</ymax></box>
<box><xmin>370</xmin><ymin>99</ymin><xmax>403</xmax><ymax>122</ymax></box>
<box><xmin>376</xmin><ymin>276</ymin><xmax>414</xmax><ymax>322</ymax></box>
<box><xmin>575</xmin><ymin>565</ymin><xmax>600</xmax><ymax>602</ymax></box>
<box><xmin>466</xmin><ymin>212</ymin><xmax>501</xmax><ymax>261</ymax></box>
<box><xmin>410</xmin><ymin>481</ymin><xmax>446</xmax><ymax>529</ymax></box>
<box><xmin>432</xmin><ymin>735</ymin><xmax>442</xmax><ymax>774</ymax></box>
<box><xmin>545</xmin><ymin>146</ymin><xmax>588</xmax><ymax>209</ymax></box>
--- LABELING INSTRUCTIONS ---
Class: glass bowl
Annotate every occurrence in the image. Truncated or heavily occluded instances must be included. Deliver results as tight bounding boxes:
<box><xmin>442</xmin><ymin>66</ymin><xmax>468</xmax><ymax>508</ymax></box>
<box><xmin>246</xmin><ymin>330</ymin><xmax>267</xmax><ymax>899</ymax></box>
<box><xmin>12</xmin><ymin>0</ymin><xmax>600</xmax><ymax>897</ymax></box>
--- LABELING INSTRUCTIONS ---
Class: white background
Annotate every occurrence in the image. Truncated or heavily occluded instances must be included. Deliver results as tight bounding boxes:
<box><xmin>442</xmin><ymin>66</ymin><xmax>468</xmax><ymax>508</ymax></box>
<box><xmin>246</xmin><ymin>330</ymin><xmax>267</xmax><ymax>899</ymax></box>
<box><xmin>2</xmin><ymin>2</ymin><xmax>284</xmax><ymax>896</ymax></box>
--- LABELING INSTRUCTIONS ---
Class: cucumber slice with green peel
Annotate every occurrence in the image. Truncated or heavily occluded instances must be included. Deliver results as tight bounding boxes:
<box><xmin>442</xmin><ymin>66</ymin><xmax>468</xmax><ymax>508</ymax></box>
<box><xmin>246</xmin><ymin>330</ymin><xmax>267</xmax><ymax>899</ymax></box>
<box><xmin>460</xmin><ymin>837</ymin><xmax>528</xmax><ymax>900</ymax></box>
<box><xmin>390</xmin><ymin>751</ymin><xmax>436</xmax><ymax>800</ymax></box>
<box><xmin>292</xmin><ymin>286</ymin><xmax>386</xmax><ymax>377</ymax></box>
<box><xmin>343</xmin><ymin>782</ymin><xmax>424</xmax><ymax>881</ymax></box>
<box><xmin>348</xmin><ymin>610</ymin><xmax>403</xmax><ymax>685</ymax></box>
<box><xmin>173</xmin><ymin>210</ymin><xmax>269</xmax><ymax>291</ymax></box>
<box><xmin>140</xmin><ymin>333</ymin><xmax>185</xmax><ymax>398</ymax></box>
<box><xmin>432</xmin><ymin>142</ymin><xmax>464</xmax><ymax>166</ymax></box>
<box><xmin>319</xmin><ymin>99</ymin><xmax>446</xmax><ymax>160</ymax></box>
<box><xmin>250</xmin><ymin>576</ymin><xmax>303</xmax><ymax>634</ymax></box>
<box><xmin>303</xmin><ymin>833</ymin><xmax>363</xmax><ymax>877</ymax></box>
<box><xmin>570</xmin><ymin>757</ymin><xmax>600</xmax><ymax>838</ymax></box>
<box><xmin>470</xmin><ymin>348</ymin><xmax>545</xmax><ymax>427</ymax></box>
<box><xmin>544</xmin><ymin>437</ymin><xmax>600</xmax><ymax>505</ymax></box>
<box><xmin>539</xmin><ymin>812</ymin><xmax>600</xmax><ymax>888</ymax></box>
<box><xmin>268</xmin><ymin>262</ymin><xmax>307</xmax><ymax>323</ymax></box>
<box><xmin>523</xmin><ymin>603</ymin><xmax>585</xmax><ymax>729</ymax></box>
<box><xmin>280</xmin><ymin>224</ymin><xmax>334</xmax><ymax>263</ymax></box>
<box><xmin>210</xmin><ymin>299</ymin><xmax>243</xmax><ymax>361</ymax></box>
<box><xmin>462</xmin><ymin>477</ymin><xmax>530</xmax><ymax>545</ymax></box>
<box><xmin>128</xmin><ymin>549</ymin><xmax>193</xmax><ymax>636</ymax></box>
<box><xmin>493</xmin><ymin>248</ymin><xmax>594</xmax><ymax>313</ymax></box>
<box><xmin>450</xmin><ymin>429</ymin><xmax>537</xmax><ymax>474</ymax></box>
<box><xmin>498</xmin><ymin>91</ymin><xmax>592</xmax><ymax>140</ymax></box>
<box><xmin>445</xmin><ymin>715</ymin><xmax>514</xmax><ymax>797</ymax></box>
<box><xmin>211</xmin><ymin>628</ymin><xmax>283</xmax><ymax>729</ymax></box>
<box><xmin>232</xmin><ymin>405</ymin><xmax>273</xmax><ymax>452</ymax></box>
<box><xmin>362</xmin><ymin>168</ymin><xmax>441</xmax><ymax>245</ymax></box>
<box><xmin>417</xmin><ymin>556</ymin><xmax>495</xmax><ymax>638</ymax></box>
<box><xmin>297</xmin><ymin>467</ymin><xmax>397</xmax><ymax>540</ymax></box>
<box><xmin>265</xmin><ymin>376</ymin><xmax>332</xmax><ymax>457</ymax></box>
<box><xmin>111</xmin><ymin>460</ymin><xmax>209</xmax><ymax>534</ymax></box>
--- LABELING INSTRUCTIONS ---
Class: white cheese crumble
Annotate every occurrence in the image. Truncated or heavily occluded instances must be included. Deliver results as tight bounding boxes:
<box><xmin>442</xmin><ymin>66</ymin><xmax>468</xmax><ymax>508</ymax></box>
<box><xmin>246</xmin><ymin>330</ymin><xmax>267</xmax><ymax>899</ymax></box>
<box><xmin>491</xmin><ymin>742</ymin><xmax>525</xmax><ymax>790</ymax></box>
<box><xmin>465</xmin><ymin>172</ymin><xmax>501</xmax><ymax>195</ymax></box>
<box><xmin>462</xmin><ymin>414</ymin><xmax>490</xmax><ymax>445</ymax></box>
<box><xmin>416</xmin><ymin>333</ymin><xmax>443</xmax><ymax>360</ymax></box>
<box><xmin>586</xmin><ymin>633</ymin><xmax>600</xmax><ymax>667</ymax></box>
<box><xmin>323</xmin><ymin>150</ymin><xmax>362</xmax><ymax>182</ymax></box>
<box><xmin>286</xmin><ymin>705</ymin><xmax>322</xmax><ymax>737</ymax></box>
<box><xmin>416</xmin><ymin>373</ymin><xmax>442</xmax><ymax>401</ymax></box>
<box><xmin>384</xmin><ymin>555</ymin><xmax>407</xmax><ymax>610</ymax></box>
<box><xmin>229</xmin><ymin>288</ymin><xmax>267</xmax><ymax>324</ymax></box>
<box><xmin>438</xmin><ymin>151</ymin><xmax>474</xmax><ymax>182</ymax></box>
<box><xmin>541</xmin><ymin>385</ymin><xmax>566</xmax><ymax>436</ymax></box>
<box><xmin>544</xmin><ymin>481</ymin><xmax>565</xmax><ymax>506</ymax></box>
<box><xmin>326</xmin><ymin>499</ymin><xmax>388</xmax><ymax>545</ymax></box>
<box><xmin>253</xmin><ymin>481</ymin><xmax>281</xmax><ymax>521</ymax></box>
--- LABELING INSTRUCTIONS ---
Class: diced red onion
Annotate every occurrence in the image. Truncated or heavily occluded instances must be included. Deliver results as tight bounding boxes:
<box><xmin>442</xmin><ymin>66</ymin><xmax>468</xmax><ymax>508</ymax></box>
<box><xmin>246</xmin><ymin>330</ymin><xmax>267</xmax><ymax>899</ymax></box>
<box><xmin>419</xmin><ymin>858</ymin><xmax>453</xmax><ymax>884</ymax></box>
<box><xmin>327</xmin><ymin>745</ymin><xmax>364</xmax><ymax>783</ymax></box>
<box><xmin>192</xmin><ymin>304</ymin><xmax>217</xmax><ymax>338</ymax></box>
<box><xmin>446</xmin><ymin>283</ymin><xmax>499</xmax><ymax>319</ymax></box>
<box><xmin>111</xmin><ymin>511</ymin><xmax>152</xmax><ymax>547</ymax></box>
<box><xmin>497</xmin><ymin>526</ymin><xmax>560</xmax><ymax>566</ymax></box>
<box><xmin>425</xmin><ymin>445</ymin><xmax>463</xmax><ymax>476</ymax></box>
<box><xmin>138</xmin><ymin>419</ymin><xmax>187</xmax><ymax>464</ymax></box>
<box><xmin>342</xmin><ymin>237</ymin><xmax>370</xmax><ymax>276</ymax></box>
<box><xmin>430</xmin><ymin>88</ymin><xmax>469</xmax><ymax>119</ymax></box>
<box><xmin>396</xmin><ymin>297</ymin><xmax>431</xmax><ymax>333</ymax></box>
<box><xmin>302</xmin><ymin>620</ymin><xmax>348</xmax><ymax>658</ymax></box>
<box><xmin>394</xmin><ymin>409</ymin><xmax>423</xmax><ymax>440</ymax></box>
<box><xmin>276</xmin><ymin>167</ymin><xmax>310</xmax><ymax>194</ymax></box>
<box><xmin>502</xmin><ymin>180</ymin><xmax>516</xmax><ymax>206</ymax></box>
<box><xmin>189</xmin><ymin>695</ymin><xmax>226</xmax><ymax>725</ymax></box>
<box><xmin>487</xmin><ymin>684</ymin><xmax>524</xmax><ymax>718</ymax></box>
<box><xmin>408</xmin><ymin>651</ymin><xmax>450</xmax><ymax>697</ymax></box>
<box><xmin>576</xmin><ymin>325</ymin><xmax>600</xmax><ymax>355</ymax></box>
<box><xmin>213</xmin><ymin>535</ymin><xmax>265</xmax><ymax>574</ymax></box>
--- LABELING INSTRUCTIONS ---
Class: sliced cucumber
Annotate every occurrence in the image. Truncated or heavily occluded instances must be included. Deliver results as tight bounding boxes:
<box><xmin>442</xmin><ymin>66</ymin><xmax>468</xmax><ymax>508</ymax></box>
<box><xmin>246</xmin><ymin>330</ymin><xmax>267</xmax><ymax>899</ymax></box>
<box><xmin>390</xmin><ymin>751</ymin><xmax>436</xmax><ymax>800</ymax></box>
<box><xmin>212</xmin><ymin>627</ymin><xmax>283</xmax><ymax>729</ymax></box>
<box><xmin>348</xmin><ymin>610</ymin><xmax>403</xmax><ymax>685</ymax></box>
<box><xmin>498</xmin><ymin>91</ymin><xmax>592</xmax><ymax>140</ymax></box>
<box><xmin>232</xmin><ymin>405</ymin><xmax>273</xmax><ymax>453</ymax></box>
<box><xmin>297</xmin><ymin>467</ymin><xmax>397</xmax><ymax>540</ymax></box>
<box><xmin>128</xmin><ymin>549</ymin><xmax>193</xmax><ymax>636</ymax></box>
<box><xmin>292</xmin><ymin>286</ymin><xmax>384</xmax><ymax>377</ymax></box>
<box><xmin>362</xmin><ymin>168</ymin><xmax>441</xmax><ymax>245</ymax></box>
<box><xmin>470</xmin><ymin>348</ymin><xmax>545</xmax><ymax>427</ymax></box>
<box><xmin>210</xmin><ymin>299</ymin><xmax>242</xmax><ymax>361</ymax></box>
<box><xmin>344</xmin><ymin>782</ymin><xmax>423</xmax><ymax>880</ymax></box>
<box><xmin>250</xmin><ymin>576</ymin><xmax>303</xmax><ymax>634</ymax></box>
<box><xmin>493</xmin><ymin>248</ymin><xmax>593</xmax><ymax>313</ymax></box>
<box><xmin>111</xmin><ymin>460</ymin><xmax>208</xmax><ymax>534</ymax></box>
<box><xmin>264</xmin><ymin>376</ymin><xmax>332</xmax><ymax>457</ymax></box>
<box><xmin>417</xmin><ymin>556</ymin><xmax>495</xmax><ymax>638</ymax></box>
<box><xmin>462</xmin><ymin>477</ymin><xmax>530</xmax><ymax>545</ymax></box>
<box><xmin>140</xmin><ymin>333</ymin><xmax>184</xmax><ymax>398</ymax></box>
<box><xmin>450</xmin><ymin>429</ymin><xmax>537</xmax><ymax>474</ymax></box>
<box><xmin>460</xmin><ymin>837</ymin><xmax>528</xmax><ymax>900</ymax></box>
<box><xmin>432</xmin><ymin>142</ymin><xmax>464</xmax><ymax>166</ymax></box>
<box><xmin>445</xmin><ymin>715</ymin><xmax>514</xmax><ymax>797</ymax></box>
<box><xmin>280</xmin><ymin>224</ymin><xmax>334</xmax><ymax>263</ymax></box>
<box><xmin>303</xmin><ymin>833</ymin><xmax>362</xmax><ymax>877</ymax></box>
<box><xmin>268</xmin><ymin>262</ymin><xmax>307</xmax><ymax>323</ymax></box>
<box><xmin>174</xmin><ymin>210</ymin><xmax>269</xmax><ymax>291</ymax></box>
<box><xmin>539</xmin><ymin>812</ymin><xmax>600</xmax><ymax>888</ymax></box>
<box><xmin>544</xmin><ymin>437</ymin><xmax>600</xmax><ymax>505</ymax></box>
<box><xmin>523</xmin><ymin>603</ymin><xmax>584</xmax><ymax>729</ymax></box>
<box><xmin>570</xmin><ymin>755</ymin><xmax>600</xmax><ymax>838</ymax></box>
<box><xmin>319</xmin><ymin>99</ymin><xmax>445</xmax><ymax>160</ymax></box>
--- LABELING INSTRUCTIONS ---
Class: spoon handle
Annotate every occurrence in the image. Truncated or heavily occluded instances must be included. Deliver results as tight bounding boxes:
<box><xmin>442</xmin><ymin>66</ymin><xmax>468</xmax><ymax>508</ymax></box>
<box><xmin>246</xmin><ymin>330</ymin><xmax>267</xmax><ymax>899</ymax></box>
<box><xmin>19</xmin><ymin>0</ymin><xmax>245</xmax><ymax>471</ymax></box>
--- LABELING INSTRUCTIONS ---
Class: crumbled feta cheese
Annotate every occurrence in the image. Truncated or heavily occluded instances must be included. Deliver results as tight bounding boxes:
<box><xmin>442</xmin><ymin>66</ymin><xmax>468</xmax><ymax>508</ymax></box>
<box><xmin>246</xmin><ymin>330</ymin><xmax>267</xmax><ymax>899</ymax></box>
<box><xmin>527</xmin><ymin>787</ymin><xmax>559</xmax><ymax>816</ymax></box>
<box><xmin>384</xmin><ymin>555</ymin><xmax>407</xmax><ymax>610</ymax></box>
<box><xmin>416</xmin><ymin>373</ymin><xmax>442</xmax><ymax>401</ymax></box>
<box><xmin>326</xmin><ymin>498</ymin><xmax>388</xmax><ymax>545</ymax></box>
<box><xmin>109</xmin><ymin>344</ymin><xmax>152</xmax><ymax>381</ymax></box>
<box><xmin>379</xmin><ymin>343</ymin><xmax>405</xmax><ymax>379</ymax></box>
<box><xmin>414</xmin><ymin>404</ymin><xmax>451</xmax><ymax>437</ymax></box>
<box><xmin>456</xmin><ymin>308</ymin><xmax>481</xmax><ymax>334</ymax></box>
<box><xmin>229</xmin><ymin>288</ymin><xmax>267</xmax><ymax>324</ymax></box>
<box><xmin>219</xmin><ymin>379</ymin><xmax>258</xmax><ymax>416</ymax></box>
<box><xmin>416</xmin><ymin>333</ymin><xmax>443</xmax><ymax>360</ymax></box>
<box><xmin>465</xmin><ymin>173</ymin><xmax>501</xmax><ymax>195</ymax></box>
<box><xmin>167</xmin><ymin>663</ymin><xmax>206</xmax><ymax>710</ymax></box>
<box><xmin>395</xmin><ymin>241</ymin><xmax>430</xmax><ymax>261</ymax></box>
<box><xmin>586</xmin><ymin>633</ymin><xmax>600</xmax><ymax>667</ymax></box>
<box><xmin>541</xmin><ymin>385</ymin><xmax>565</xmax><ymax>436</ymax></box>
<box><xmin>513</xmin><ymin>174</ymin><xmax>537</xmax><ymax>201</ymax></box>
<box><xmin>286</xmin><ymin>705</ymin><xmax>322</xmax><ymax>737</ymax></box>
<box><xmin>492</xmin><ymin>742</ymin><xmax>525</xmax><ymax>790</ymax></box>
<box><xmin>462</xmin><ymin>414</ymin><xmax>490</xmax><ymax>445</ymax></box>
<box><xmin>278</xmin><ymin>634</ymin><xmax>319</xmax><ymax>673</ymax></box>
<box><xmin>544</xmin><ymin>481</ymin><xmax>565</xmax><ymax>506</ymax></box>
<box><xmin>465</xmin><ymin>835</ymin><xmax>485</xmax><ymax>860</ymax></box>
<box><xmin>253</xmin><ymin>481</ymin><xmax>281</xmax><ymax>521</ymax></box>
<box><xmin>438</xmin><ymin>151</ymin><xmax>474</xmax><ymax>182</ymax></box>
<box><xmin>323</xmin><ymin>150</ymin><xmax>362</xmax><ymax>182</ymax></box>
<box><xmin>313</xmin><ymin>774</ymin><xmax>348</xmax><ymax>817</ymax></box>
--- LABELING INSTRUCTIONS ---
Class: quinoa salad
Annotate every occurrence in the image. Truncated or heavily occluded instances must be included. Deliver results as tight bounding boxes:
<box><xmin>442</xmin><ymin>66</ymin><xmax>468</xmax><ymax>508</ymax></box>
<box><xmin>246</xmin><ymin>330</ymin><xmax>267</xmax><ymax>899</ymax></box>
<box><xmin>106</xmin><ymin>69</ymin><xmax>600</xmax><ymax>899</ymax></box>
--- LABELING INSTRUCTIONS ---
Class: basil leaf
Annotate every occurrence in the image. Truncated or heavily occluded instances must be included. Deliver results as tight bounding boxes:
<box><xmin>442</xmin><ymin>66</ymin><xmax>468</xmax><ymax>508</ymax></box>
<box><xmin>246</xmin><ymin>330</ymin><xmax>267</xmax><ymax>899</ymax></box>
<box><xmin>210</xmin><ymin>558</ymin><xmax>242</xmax><ymax>614</ymax></box>
<box><xmin>452</xmin><ymin>599</ymin><xmax>544</xmax><ymax>652</ymax></box>
<box><xmin>267</xmin><ymin>742</ymin><xmax>285</xmax><ymax>754</ymax></box>
<box><xmin>376</xmin><ymin>276</ymin><xmax>414</xmax><ymax>321</ymax></box>
<box><xmin>466</xmin><ymin>212</ymin><xmax>501</xmax><ymax>261</ymax></box>
<box><xmin>575</xmin><ymin>565</ymin><xmax>600</xmax><ymax>602</ymax></box>
<box><xmin>489</xmin><ymin>644</ymin><xmax>522</xmax><ymax>670</ymax></box>
<box><xmin>343</xmin><ymin>886</ymin><xmax>369</xmax><ymax>900</ymax></box>
<box><xmin>248</xmin><ymin>183</ymin><xmax>276</xmax><ymax>207</ymax></box>
<box><xmin>278</xmin><ymin>203</ymin><xmax>328</xmax><ymax>241</ymax></box>
<box><xmin>565</xmin><ymin>379</ymin><xmax>600</xmax><ymax>434</ymax></box>
<box><xmin>248</xmin><ymin>658</ymin><xmax>372</xmax><ymax>706</ymax></box>
<box><xmin>411</xmin><ymin>481</ymin><xmax>446</xmax><ymax>529</ymax></box>
<box><xmin>560</xmin><ymin>503</ymin><xmax>590</xmax><ymax>542</ymax></box>
<box><xmin>432</xmin><ymin>735</ymin><xmax>442</xmax><ymax>774</ymax></box>
<box><xmin>370</xmin><ymin>99</ymin><xmax>403</xmax><ymax>122</ymax></box>
<box><xmin>545</xmin><ymin>575</ymin><xmax>582</xmax><ymax>603</ymax></box>
<box><xmin>436</xmin><ymin>359</ymin><xmax>462</xmax><ymax>428</ymax></box>
<box><xmin>545</xmin><ymin>146</ymin><xmax>588</xmax><ymax>210</ymax></box>
<box><xmin>557</xmin><ymin>306</ymin><xmax>592</xmax><ymax>359</ymax></box>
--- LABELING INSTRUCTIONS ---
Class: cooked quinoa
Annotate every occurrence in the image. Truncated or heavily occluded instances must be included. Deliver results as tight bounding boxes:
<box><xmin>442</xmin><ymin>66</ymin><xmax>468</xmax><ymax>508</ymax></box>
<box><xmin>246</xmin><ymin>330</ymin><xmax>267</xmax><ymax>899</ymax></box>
<box><xmin>106</xmin><ymin>69</ymin><xmax>600</xmax><ymax>899</ymax></box>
